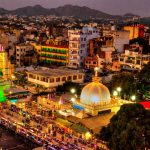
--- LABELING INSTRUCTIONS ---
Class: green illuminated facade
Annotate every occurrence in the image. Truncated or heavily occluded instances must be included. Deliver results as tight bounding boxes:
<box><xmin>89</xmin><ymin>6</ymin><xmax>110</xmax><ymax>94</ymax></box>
<box><xmin>40</xmin><ymin>45</ymin><xmax>69</xmax><ymax>66</ymax></box>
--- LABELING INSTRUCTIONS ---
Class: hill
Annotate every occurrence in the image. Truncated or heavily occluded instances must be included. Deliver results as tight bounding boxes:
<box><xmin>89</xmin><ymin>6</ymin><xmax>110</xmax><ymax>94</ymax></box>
<box><xmin>0</xmin><ymin>4</ymin><xmax>112</xmax><ymax>19</ymax></box>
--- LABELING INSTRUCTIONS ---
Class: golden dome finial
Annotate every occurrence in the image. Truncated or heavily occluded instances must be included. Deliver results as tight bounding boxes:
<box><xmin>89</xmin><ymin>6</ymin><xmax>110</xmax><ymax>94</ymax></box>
<box><xmin>94</xmin><ymin>67</ymin><xmax>99</xmax><ymax>77</ymax></box>
<box><xmin>93</xmin><ymin>67</ymin><xmax>100</xmax><ymax>82</ymax></box>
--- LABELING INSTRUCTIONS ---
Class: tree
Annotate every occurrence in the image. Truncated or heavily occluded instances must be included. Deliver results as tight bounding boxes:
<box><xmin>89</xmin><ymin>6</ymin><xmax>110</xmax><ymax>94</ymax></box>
<box><xmin>137</xmin><ymin>62</ymin><xmax>150</xmax><ymax>98</ymax></box>
<box><xmin>139</xmin><ymin>62</ymin><xmax>150</xmax><ymax>82</ymax></box>
<box><xmin>111</xmin><ymin>72</ymin><xmax>137</xmax><ymax>99</ymax></box>
<box><xmin>0</xmin><ymin>69</ymin><xmax>3</xmax><ymax>77</ymax></box>
<box><xmin>56</xmin><ymin>81</ymin><xmax>82</xmax><ymax>95</ymax></box>
<box><xmin>99</xmin><ymin>104</ymin><xmax>150</xmax><ymax>150</ymax></box>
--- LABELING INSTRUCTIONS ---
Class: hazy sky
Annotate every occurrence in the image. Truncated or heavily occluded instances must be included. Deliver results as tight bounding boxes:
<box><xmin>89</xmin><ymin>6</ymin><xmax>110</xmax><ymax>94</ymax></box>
<box><xmin>0</xmin><ymin>0</ymin><xmax>150</xmax><ymax>17</ymax></box>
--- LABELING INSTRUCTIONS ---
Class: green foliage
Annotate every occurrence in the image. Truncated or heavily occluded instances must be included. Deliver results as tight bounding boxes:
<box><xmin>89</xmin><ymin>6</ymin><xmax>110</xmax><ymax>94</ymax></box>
<box><xmin>111</xmin><ymin>72</ymin><xmax>137</xmax><ymax>99</ymax></box>
<box><xmin>139</xmin><ymin>62</ymin><xmax>150</xmax><ymax>82</ymax></box>
<box><xmin>130</xmin><ymin>37</ymin><xmax>150</xmax><ymax>54</ymax></box>
<box><xmin>0</xmin><ymin>69</ymin><xmax>3</xmax><ymax>77</ymax></box>
<box><xmin>99</xmin><ymin>104</ymin><xmax>150</xmax><ymax>150</ymax></box>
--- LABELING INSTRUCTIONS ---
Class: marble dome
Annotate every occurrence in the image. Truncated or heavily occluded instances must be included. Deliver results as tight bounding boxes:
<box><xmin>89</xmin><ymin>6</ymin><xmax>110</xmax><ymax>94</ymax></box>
<box><xmin>80</xmin><ymin>81</ymin><xmax>111</xmax><ymax>105</ymax></box>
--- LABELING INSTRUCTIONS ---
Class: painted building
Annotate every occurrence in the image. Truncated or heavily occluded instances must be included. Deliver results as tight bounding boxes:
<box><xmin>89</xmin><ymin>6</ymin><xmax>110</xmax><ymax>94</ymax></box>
<box><xmin>40</xmin><ymin>45</ymin><xmax>69</xmax><ymax>66</ymax></box>
<box><xmin>123</xmin><ymin>24</ymin><xmax>145</xmax><ymax>40</ymax></box>
<box><xmin>68</xmin><ymin>27</ymin><xmax>99</xmax><ymax>68</ymax></box>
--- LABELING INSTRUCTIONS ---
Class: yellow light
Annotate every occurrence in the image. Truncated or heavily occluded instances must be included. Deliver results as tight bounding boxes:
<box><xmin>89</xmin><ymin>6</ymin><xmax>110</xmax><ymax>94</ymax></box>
<box><xmin>131</xmin><ymin>95</ymin><xmax>136</xmax><ymax>101</ymax></box>
<box><xmin>117</xmin><ymin>87</ymin><xmax>121</xmax><ymax>92</ymax></box>
<box><xmin>71</xmin><ymin>97</ymin><xmax>75</xmax><ymax>102</ymax></box>
<box><xmin>85</xmin><ymin>132</ymin><xmax>92</xmax><ymax>140</ymax></box>
<box><xmin>113</xmin><ymin>91</ymin><xmax>118</xmax><ymax>96</ymax></box>
<box><xmin>70</xmin><ymin>88</ymin><xmax>76</xmax><ymax>94</ymax></box>
<box><xmin>11</xmin><ymin>75</ymin><xmax>15</xmax><ymax>79</ymax></box>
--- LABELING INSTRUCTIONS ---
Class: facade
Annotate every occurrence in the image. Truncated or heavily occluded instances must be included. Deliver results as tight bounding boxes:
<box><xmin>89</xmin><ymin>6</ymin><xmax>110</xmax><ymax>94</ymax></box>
<box><xmin>119</xmin><ymin>50</ymin><xmax>150</xmax><ymax>70</ymax></box>
<box><xmin>40</xmin><ymin>45</ymin><xmax>69</xmax><ymax>66</ymax></box>
<box><xmin>123</xmin><ymin>24</ymin><xmax>145</xmax><ymax>40</ymax></box>
<box><xmin>27</xmin><ymin>68</ymin><xmax>84</xmax><ymax>89</ymax></box>
<box><xmin>16</xmin><ymin>44</ymin><xmax>34</xmax><ymax>66</ymax></box>
<box><xmin>113</xmin><ymin>30</ymin><xmax>130</xmax><ymax>53</ymax></box>
<box><xmin>68</xmin><ymin>27</ymin><xmax>99</xmax><ymax>68</ymax></box>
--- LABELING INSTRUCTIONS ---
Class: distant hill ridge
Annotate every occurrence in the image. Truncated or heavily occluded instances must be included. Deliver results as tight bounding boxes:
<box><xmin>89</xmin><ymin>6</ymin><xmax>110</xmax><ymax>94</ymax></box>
<box><xmin>0</xmin><ymin>4</ymin><xmax>140</xmax><ymax>19</ymax></box>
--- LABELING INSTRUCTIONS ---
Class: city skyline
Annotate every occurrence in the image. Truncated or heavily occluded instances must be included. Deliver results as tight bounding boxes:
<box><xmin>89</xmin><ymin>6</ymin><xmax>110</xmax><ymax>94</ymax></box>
<box><xmin>0</xmin><ymin>0</ymin><xmax>150</xmax><ymax>17</ymax></box>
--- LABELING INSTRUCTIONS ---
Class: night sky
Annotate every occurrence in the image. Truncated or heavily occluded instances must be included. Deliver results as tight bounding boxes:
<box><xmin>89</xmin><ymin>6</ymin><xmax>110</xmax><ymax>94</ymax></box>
<box><xmin>0</xmin><ymin>0</ymin><xmax>149</xmax><ymax>17</ymax></box>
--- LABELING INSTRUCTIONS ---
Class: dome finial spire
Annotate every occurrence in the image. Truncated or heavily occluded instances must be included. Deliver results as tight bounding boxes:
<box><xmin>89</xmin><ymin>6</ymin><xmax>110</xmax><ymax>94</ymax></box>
<box><xmin>93</xmin><ymin>67</ymin><xmax>100</xmax><ymax>82</ymax></box>
<box><xmin>94</xmin><ymin>67</ymin><xmax>99</xmax><ymax>77</ymax></box>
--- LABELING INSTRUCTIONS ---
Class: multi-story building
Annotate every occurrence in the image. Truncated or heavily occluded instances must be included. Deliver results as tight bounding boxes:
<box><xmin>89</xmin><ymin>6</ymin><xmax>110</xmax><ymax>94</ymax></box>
<box><xmin>27</xmin><ymin>68</ymin><xmax>84</xmax><ymax>89</ymax></box>
<box><xmin>123</xmin><ymin>24</ymin><xmax>145</xmax><ymax>40</ymax></box>
<box><xmin>113</xmin><ymin>30</ymin><xmax>130</xmax><ymax>53</ymax></box>
<box><xmin>68</xmin><ymin>27</ymin><xmax>99</xmax><ymax>68</ymax></box>
<box><xmin>16</xmin><ymin>44</ymin><xmax>34</xmax><ymax>66</ymax></box>
<box><xmin>84</xmin><ymin>38</ymin><xmax>115</xmax><ymax>70</ymax></box>
<box><xmin>40</xmin><ymin>44</ymin><xmax>69</xmax><ymax>66</ymax></box>
<box><xmin>119</xmin><ymin>50</ymin><xmax>150</xmax><ymax>70</ymax></box>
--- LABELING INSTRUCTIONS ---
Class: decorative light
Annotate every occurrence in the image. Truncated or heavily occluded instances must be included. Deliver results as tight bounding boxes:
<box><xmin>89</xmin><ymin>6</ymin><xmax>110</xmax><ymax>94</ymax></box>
<box><xmin>131</xmin><ymin>95</ymin><xmax>136</xmax><ymax>101</ymax></box>
<box><xmin>70</xmin><ymin>88</ymin><xmax>76</xmax><ymax>94</ymax></box>
<box><xmin>85</xmin><ymin>132</ymin><xmax>92</xmax><ymax>140</ymax></box>
<box><xmin>71</xmin><ymin>97</ymin><xmax>75</xmax><ymax>102</ymax></box>
<box><xmin>113</xmin><ymin>91</ymin><xmax>118</xmax><ymax>96</ymax></box>
<box><xmin>117</xmin><ymin>87</ymin><xmax>121</xmax><ymax>92</ymax></box>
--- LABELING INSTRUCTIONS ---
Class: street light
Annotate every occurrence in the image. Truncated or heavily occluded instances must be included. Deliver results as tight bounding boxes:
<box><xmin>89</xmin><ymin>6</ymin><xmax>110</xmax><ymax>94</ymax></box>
<box><xmin>70</xmin><ymin>88</ymin><xmax>76</xmax><ymax>94</ymax></box>
<box><xmin>117</xmin><ymin>87</ymin><xmax>122</xmax><ymax>92</ymax></box>
<box><xmin>71</xmin><ymin>97</ymin><xmax>76</xmax><ymax>102</ymax></box>
<box><xmin>113</xmin><ymin>91</ymin><xmax>118</xmax><ymax>97</ymax></box>
<box><xmin>131</xmin><ymin>95</ymin><xmax>136</xmax><ymax>101</ymax></box>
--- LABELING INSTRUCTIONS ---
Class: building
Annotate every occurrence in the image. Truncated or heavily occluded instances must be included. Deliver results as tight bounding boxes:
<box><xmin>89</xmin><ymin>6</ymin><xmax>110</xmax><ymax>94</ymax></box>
<box><xmin>113</xmin><ymin>30</ymin><xmax>130</xmax><ymax>53</ymax></box>
<box><xmin>16</xmin><ymin>44</ymin><xmax>34</xmax><ymax>66</ymax></box>
<box><xmin>68</xmin><ymin>27</ymin><xmax>99</xmax><ymax>68</ymax></box>
<box><xmin>40</xmin><ymin>44</ymin><xmax>69</xmax><ymax>66</ymax></box>
<box><xmin>84</xmin><ymin>39</ymin><xmax>115</xmax><ymax>70</ymax></box>
<box><xmin>73</xmin><ymin>68</ymin><xmax>119</xmax><ymax>117</ymax></box>
<box><xmin>0</xmin><ymin>44</ymin><xmax>14</xmax><ymax>80</ymax></box>
<box><xmin>119</xmin><ymin>50</ymin><xmax>150</xmax><ymax>70</ymax></box>
<box><xmin>27</xmin><ymin>68</ymin><xmax>84</xmax><ymax>89</ymax></box>
<box><xmin>123</xmin><ymin>24</ymin><xmax>145</xmax><ymax>40</ymax></box>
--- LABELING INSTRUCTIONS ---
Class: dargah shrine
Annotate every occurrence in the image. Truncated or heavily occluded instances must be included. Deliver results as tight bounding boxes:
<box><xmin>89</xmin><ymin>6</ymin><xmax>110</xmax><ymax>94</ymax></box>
<box><xmin>73</xmin><ymin>67</ymin><xmax>119</xmax><ymax>117</ymax></box>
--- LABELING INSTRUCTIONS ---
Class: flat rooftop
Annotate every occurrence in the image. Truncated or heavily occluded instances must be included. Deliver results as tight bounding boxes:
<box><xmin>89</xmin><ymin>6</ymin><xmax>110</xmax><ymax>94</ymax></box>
<box><xmin>5</xmin><ymin>87</ymin><xmax>29</xmax><ymax>94</ymax></box>
<box><xmin>27</xmin><ymin>68</ymin><xmax>84</xmax><ymax>77</ymax></box>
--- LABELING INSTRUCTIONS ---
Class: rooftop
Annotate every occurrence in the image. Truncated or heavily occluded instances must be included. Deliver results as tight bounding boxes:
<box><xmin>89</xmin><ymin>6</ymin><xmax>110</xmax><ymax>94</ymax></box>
<box><xmin>27</xmin><ymin>68</ymin><xmax>84</xmax><ymax>77</ymax></box>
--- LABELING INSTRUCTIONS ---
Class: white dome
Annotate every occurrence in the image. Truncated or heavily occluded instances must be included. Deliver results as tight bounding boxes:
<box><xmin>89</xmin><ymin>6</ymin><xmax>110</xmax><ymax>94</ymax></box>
<box><xmin>80</xmin><ymin>82</ymin><xmax>111</xmax><ymax>105</ymax></box>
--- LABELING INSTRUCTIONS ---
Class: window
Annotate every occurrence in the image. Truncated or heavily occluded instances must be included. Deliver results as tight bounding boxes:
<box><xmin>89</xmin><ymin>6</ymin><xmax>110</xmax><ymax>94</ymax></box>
<box><xmin>67</xmin><ymin>76</ymin><xmax>72</xmax><ymax>81</ymax></box>
<box><xmin>73</xmin><ymin>75</ymin><xmax>77</xmax><ymax>80</ymax></box>
<box><xmin>50</xmin><ymin>78</ymin><xmax>54</xmax><ymax>83</ymax></box>
<box><xmin>56</xmin><ymin>77</ymin><xmax>60</xmax><ymax>82</ymax></box>
<box><xmin>62</xmin><ymin>77</ymin><xmax>66</xmax><ymax>82</ymax></box>
<box><xmin>78</xmin><ymin>74</ymin><xmax>82</xmax><ymax>79</ymax></box>
<box><xmin>37</xmin><ymin>76</ymin><xmax>39</xmax><ymax>80</ymax></box>
<box><xmin>93</xmin><ymin>61</ymin><xmax>96</xmax><ymax>64</ymax></box>
<box><xmin>136</xmin><ymin>60</ymin><xmax>141</xmax><ymax>65</ymax></box>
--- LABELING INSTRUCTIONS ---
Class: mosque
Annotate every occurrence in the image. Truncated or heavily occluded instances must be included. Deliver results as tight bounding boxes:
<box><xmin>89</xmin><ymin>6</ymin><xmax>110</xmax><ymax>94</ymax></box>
<box><xmin>73</xmin><ymin>67</ymin><xmax>119</xmax><ymax>117</ymax></box>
